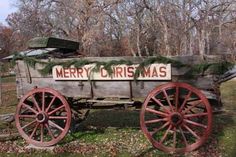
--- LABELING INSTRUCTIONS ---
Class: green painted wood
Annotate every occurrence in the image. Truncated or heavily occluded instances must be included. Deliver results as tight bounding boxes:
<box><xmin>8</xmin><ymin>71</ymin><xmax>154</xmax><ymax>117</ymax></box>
<box><xmin>28</xmin><ymin>37</ymin><xmax>79</xmax><ymax>50</ymax></box>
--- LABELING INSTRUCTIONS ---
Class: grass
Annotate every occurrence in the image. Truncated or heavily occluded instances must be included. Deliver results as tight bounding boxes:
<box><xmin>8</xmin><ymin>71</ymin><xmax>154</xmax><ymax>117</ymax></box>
<box><xmin>1</xmin><ymin>76</ymin><xmax>16</xmax><ymax>84</ymax></box>
<box><xmin>0</xmin><ymin>76</ymin><xmax>17</xmax><ymax>135</ymax></box>
<box><xmin>0</xmin><ymin>104</ymin><xmax>17</xmax><ymax>115</ymax></box>
<box><xmin>0</xmin><ymin>152</ymin><xmax>85</xmax><ymax>157</ymax></box>
<box><xmin>217</xmin><ymin>79</ymin><xmax>236</xmax><ymax>157</ymax></box>
<box><xmin>61</xmin><ymin>110</ymin><xmax>168</xmax><ymax>156</ymax></box>
<box><xmin>0</xmin><ymin>76</ymin><xmax>17</xmax><ymax>114</ymax></box>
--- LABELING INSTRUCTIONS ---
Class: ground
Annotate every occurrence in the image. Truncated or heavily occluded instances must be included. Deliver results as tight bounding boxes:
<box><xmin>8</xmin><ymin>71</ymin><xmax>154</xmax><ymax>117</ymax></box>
<box><xmin>0</xmin><ymin>76</ymin><xmax>235</xmax><ymax>157</ymax></box>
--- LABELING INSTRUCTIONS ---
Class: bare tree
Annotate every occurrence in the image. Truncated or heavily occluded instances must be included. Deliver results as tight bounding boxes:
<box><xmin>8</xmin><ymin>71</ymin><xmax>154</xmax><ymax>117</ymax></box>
<box><xmin>3</xmin><ymin>0</ymin><xmax>236</xmax><ymax>57</ymax></box>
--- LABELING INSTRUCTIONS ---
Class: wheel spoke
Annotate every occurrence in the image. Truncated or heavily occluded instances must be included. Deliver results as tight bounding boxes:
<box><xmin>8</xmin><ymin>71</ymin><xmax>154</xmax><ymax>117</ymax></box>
<box><xmin>182</xmin><ymin>100</ymin><xmax>203</xmax><ymax>114</ymax></box>
<box><xmin>146</xmin><ymin>108</ymin><xmax>168</xmax><ymax>117</ymax></box>
<box><xmin>19</xmin><ymin>114</ymin><xmax>36</xmax><ymax>118</ymax></box>
<box><xmin>31</xmin><ymin>95</ymin><xmax>41</xmax><ymax>112</ymax></box>
<box><xmin>175</xmin><ymin>86</ymin><xmax>179</xmax><ymax>110</ymax></box>
<box><xmin>45</xmin><ymin>96</ymin><xmax>56</xmax><ymax>112</ymax></box>
<box><xmin>184</xmin><ymin>112</ymin><xmax>208</xmax><ymax>118</ymax></box>
<box><xmin>42</xmin><ymin>92</ymin><xmax>45</xmax><ymax>111</ymax></box>
<box><xmin>179</xmin><ymin>126</ymin><xmax>188</xmax><ymax>146</ymax></box>
<box><xmin>162</xmin><ymin>89</ymin><xmax>174</xmax><ymax>111</ymax></box>
<box><xmin>151</xmin><ymin>97</ymin><xmax>170</xmax><ymax>113</ymax></box>
<box><xmin>150</xmin><ymin>121</ymin><xmax>170</xmax><ymax>136</ymax></box>
<box><xmin>145</xmin><ymin>118</ymin><xmax>168</xmax><ymax>124</ymax></box>
<box><xmin>184</xmin><ymin>119</ymin><xmax>207</xmax><ymax>129</ymax></box>
<box><xmin>187</xmin><ymin>98</ymin><xmax>200</xmax><ymax>102</ymax></box>
<box><xmin>160</xmin><ymin>124</ymin><xmax>172</xmax><ymax>144</ymax></box>
<box><xmin>40</xmin><ymin>124</ymin><xmax>44</xmax><ymax>142</ymax></box>
<box><xmin>179</xmin><ymin>91</ymin><xmax>192</xmax><ymax>112</ymax></box>
<box><xmin>173</xmin><ymin>127</ymin><xmax>177</xmax><ymax>148</ymax></box>
<box><xmin>183</xmin><ymin>124</ymin><xmax>200</xmax><ymax>139</ymax></box>
<box><xmin>48</xmin><ymin>105</ymin><xmax>65</xmax><ymax>115</ymax></box>
<box><xmin>22</xmin><ymin>103</ymin><xmax>38</xmax><ymax>114</ymax></box>
<box><xmin>45</xmin><ymin>123</ymin><xmax>55</xmax><ymax>139</ymax></box>
<box><xmin>49</xmin><ymin>120</ymin><xmax>64</xmax><ymax>132</ymax></box>
<box><xmin>22</xmin><ymin>120</ymin><xmax>37</xmax><ymax>129</ymax></box>
<box><xmin>30</xmin><ymin>123</ymin><xmax>39</xmax><ymax>139</ymax></box>
<box><xmin>49</xmin><ymin>116</ymin><xmax>68</xmax><ymax>120</ymax></box>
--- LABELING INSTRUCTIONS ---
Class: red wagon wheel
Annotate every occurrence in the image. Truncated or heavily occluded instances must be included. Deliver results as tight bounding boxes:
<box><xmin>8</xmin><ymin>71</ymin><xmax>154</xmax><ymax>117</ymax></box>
<box><xmin>140</xmin><ymin>82</ymin><xmax>212</xmax><ymax>153</ymax></box>
<box><xmin>15</xmin><ymin>88</ymin><xmax>71</xmax><ymax>147</ymax></box>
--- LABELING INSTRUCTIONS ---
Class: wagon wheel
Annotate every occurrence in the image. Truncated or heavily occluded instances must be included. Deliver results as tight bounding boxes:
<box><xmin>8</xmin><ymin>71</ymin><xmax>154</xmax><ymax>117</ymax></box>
<box><xmin>15</xmin><ymin>88</ymin><xmax>71</xmax><ymax>147</ymax></box>
<box><xmin>140</xmin><ymin>82</ymin><xmax>212</xmax><ymax>153</ymax></box>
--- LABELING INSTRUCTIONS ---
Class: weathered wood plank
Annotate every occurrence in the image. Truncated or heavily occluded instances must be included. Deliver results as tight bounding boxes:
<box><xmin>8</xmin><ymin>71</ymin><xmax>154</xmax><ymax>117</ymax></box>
<box><xmin>131</xmin><ymin>81</ymin><xmax>169</xmax><ymax>98</ymax></box>
<box><xmin>16</xmin><ymin>78</ymin><xmax>91</xmax><ymax>98</ymax></box>
<box><xmin>87</xmin><ymin>100</ymin><xmax>134</xmax><ymax>104</ymax></box>
<box><xmin>16</xmin><ymin>76</ymin><xmax>215</xmax><ymax>99</ymax></box>
<box><xmin>92</xmin><ymin>81</ymin><xmax>130</xmax><ymax>98</ymax></box>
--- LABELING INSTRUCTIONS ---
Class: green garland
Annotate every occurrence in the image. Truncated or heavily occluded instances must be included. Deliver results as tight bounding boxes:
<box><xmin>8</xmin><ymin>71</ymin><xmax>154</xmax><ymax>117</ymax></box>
<box><xmin>187</xmin><ymin>61</ymin><xmax>234</xmax><ymax>77</ymax></box>
<box><xmin>12</xmin><ymin>54</ymin><xmax>234</xmax><ymax>78</ymax></box>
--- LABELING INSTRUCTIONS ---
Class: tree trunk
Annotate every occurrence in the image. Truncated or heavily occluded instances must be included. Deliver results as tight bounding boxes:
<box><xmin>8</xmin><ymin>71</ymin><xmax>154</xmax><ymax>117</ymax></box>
<box><xmin>145</xmin><ymin>45</ymin><xmax>150</xmax><ymax>56</ymax></box>
<box><xmin>0</xmin><ymin>64</ymin><xmax>2</xmax><ymax>106</ymax></box>
<box><xmin>189</xmin><ymin>33</ymin><xmax>193</xmax><ymax>55</ymax></box>
<box><xmin>128</xmin><ymin>38</ymin><xmax>136</xmax><ymax>57</ymax></box>
<box><xmin>163</xmin><ymin>24</ymin><xmax>170</xmax><ymax>56</ymax></box>
<box><xmin>206</xmin><ymin>31</ymin><xmax>210</xmax><ymax>55</ymax></box>
<box><xmin>136</xmin><ymin>26</ymin><xmax>142</xmax><ymax>57</ymax></box>
<box><xmin>199</xmin><ymin>29</ymin><xmax>205</xmax><ymax>58</ymax></box>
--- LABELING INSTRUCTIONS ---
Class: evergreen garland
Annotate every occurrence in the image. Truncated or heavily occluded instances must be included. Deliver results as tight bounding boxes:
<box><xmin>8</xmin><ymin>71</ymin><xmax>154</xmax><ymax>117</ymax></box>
<box><xmin>183</xmin><ymin>61</ymin><xmax>235</xmax><ymax>79</ymax></box>
<box><xmin>12</xmin><ymin>54</ymin><xmax>235</xmax><ymax>78</ymax></box>
<box><xmin>208</xmin><ymin>61</ymin><xmax>234</xmax><ymax>75</ymax></box>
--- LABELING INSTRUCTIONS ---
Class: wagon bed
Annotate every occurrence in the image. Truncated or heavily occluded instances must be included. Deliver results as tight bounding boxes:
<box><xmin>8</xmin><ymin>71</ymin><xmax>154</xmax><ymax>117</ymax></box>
<box><xmin>15</xmin><ymin>56</ymin><xmax>221</xmax><ymax>102</ymax></box>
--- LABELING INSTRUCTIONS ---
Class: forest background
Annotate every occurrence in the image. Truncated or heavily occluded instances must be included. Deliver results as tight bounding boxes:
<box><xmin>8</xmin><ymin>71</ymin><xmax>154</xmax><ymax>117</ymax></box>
<box><xmin>0</xmin><ymin>0</ymin><xmax>235</xmax><ymax>58</ymax></box>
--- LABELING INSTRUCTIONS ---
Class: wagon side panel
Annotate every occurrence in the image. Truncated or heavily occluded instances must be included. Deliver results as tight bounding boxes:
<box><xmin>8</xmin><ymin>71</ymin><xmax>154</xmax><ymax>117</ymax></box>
<box><xmin>15</xmin><ymin>61</ymin><xmax>92</xmax><ymax>98</ymax></box>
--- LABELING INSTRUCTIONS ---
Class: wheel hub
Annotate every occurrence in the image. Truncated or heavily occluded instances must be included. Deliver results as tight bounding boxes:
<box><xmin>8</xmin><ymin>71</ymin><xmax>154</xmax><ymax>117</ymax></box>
<box><xmin>170</xmin><ymin>112</ymin><xmax>183</xmax><ymax>126</ymax></box>
<box><xmin>36</xmin><ymin>112</ymin><xmax>48</xmax><ymax>123</ymax></box>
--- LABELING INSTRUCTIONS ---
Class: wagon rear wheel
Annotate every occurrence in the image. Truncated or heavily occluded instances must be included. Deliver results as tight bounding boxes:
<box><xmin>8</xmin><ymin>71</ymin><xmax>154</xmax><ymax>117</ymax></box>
<box><xmin>15</xmin><ymin>88</ymin><xmax>71</xmax><ymax>147</ymax></box>
<box><xmin>140</xmin><ymin>82</ymin><xmax>212</xmax><ymax>153</ymax></box>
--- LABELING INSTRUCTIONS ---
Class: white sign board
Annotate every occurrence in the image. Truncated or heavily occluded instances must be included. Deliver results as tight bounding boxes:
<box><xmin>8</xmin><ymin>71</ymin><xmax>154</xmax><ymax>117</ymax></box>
<box><xmin>52</xmin><ymin>64</ymin><xmax>171</xmax><ymax>80</ymax></box>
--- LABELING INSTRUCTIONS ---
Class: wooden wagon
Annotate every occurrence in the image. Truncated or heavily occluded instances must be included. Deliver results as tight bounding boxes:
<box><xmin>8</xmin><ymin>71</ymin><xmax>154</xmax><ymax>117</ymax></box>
<box><xmin>13</xmin><ymin>37</ymin><xmax>235</xmax><ymax>153</ymax></box>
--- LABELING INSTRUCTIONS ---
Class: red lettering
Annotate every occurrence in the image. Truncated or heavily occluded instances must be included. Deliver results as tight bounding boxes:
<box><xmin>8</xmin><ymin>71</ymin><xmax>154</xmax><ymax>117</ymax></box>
<box><xmin>160</xmin><ymin>66</ymin><xmax>167</xmax><ymax>77</ymax></box>
<box><xmin>127</xmin><ymin>67</ymin><xmax>134</xmax><ymax>77</ymax></box>
<box><xmin>152</xmin><ymin>67</ymin><xmax>158</xmax><ymax>77</ymax></box>
<box><xmin>64</xmin><ymin>68</ymin><xmax>69</xmax><ymax>78</ymax></box>
<box><xmin>116</xmin><ymin>67</ymin><xmax>123</xmax><ymax>77</ymax></box>
<box><xmin>142</xmin><ymin>67</ymin><xmax>151</xmax><ymax>77</ymax></box>
<box><xmin>123</xmin><ymin>67</ymin><xmax>127</xmax><ymax>77</ymax></box>
<box><xmin>84</xmin><ymin>67</ymin><xmax>91</xmax><ymax>77</ymax></box>
<box><xmin>70</xmin><ymin>68</ymin><xmax>76</xmax><ymax>78</ymax></box>
<box><xmin>56</xmin><ymin>68</ymin><xmax>63</xmax><ymax>78</ymax></box>
<box><xmin>77</xmin><ymin>68</ymin><xmax>83</xmax><ymax>78</ymax></box>
<box><xmin>101</xmin><ymin>67</ymin><xmax>108</xmax><ymax>77</ymax></box>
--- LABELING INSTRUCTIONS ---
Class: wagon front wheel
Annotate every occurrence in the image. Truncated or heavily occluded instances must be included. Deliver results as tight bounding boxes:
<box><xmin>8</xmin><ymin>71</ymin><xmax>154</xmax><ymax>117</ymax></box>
<box><xmin>15</xmin><ymin>88</ymin><xmax>71</xmax><ymax>147</ymax></box>
<box><xmin>140</xmin><ymin>82</ymin><xmax>212</xmax><ymax>153</ymax></box>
